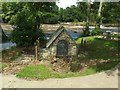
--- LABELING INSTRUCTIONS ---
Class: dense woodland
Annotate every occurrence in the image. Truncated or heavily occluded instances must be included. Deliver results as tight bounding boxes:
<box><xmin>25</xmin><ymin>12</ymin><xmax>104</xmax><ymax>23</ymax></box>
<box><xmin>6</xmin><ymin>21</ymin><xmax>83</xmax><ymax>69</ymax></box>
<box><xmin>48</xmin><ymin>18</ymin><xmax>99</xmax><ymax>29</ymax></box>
<box><xmin>1</xmin><ymin>2</ymin><xmax>120</xmax><ymax>47</ymax></box>
<box><xmin>1</xmin><ymin>2</ymin><xmax>120</xmax><ymax>24</ymax></box>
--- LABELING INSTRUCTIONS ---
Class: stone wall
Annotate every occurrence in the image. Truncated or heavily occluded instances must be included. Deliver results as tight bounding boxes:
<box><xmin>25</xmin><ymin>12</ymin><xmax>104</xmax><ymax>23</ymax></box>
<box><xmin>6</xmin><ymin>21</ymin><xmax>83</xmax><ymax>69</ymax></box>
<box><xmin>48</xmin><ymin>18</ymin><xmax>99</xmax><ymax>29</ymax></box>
<box><xmin>38</xmin><ymin>48</ymin><xmax>51</xmax><ymax>60</ymax></box>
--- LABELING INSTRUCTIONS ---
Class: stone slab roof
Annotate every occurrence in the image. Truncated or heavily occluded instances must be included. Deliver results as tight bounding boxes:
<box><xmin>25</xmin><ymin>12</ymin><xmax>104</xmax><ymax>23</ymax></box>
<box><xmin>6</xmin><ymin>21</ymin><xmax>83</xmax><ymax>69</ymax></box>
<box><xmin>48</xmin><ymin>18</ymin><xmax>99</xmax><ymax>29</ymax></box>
<box><xmin>46</xmin><ymin>26</ymin><xmax>76</xmax><ymax>48</ymax></box>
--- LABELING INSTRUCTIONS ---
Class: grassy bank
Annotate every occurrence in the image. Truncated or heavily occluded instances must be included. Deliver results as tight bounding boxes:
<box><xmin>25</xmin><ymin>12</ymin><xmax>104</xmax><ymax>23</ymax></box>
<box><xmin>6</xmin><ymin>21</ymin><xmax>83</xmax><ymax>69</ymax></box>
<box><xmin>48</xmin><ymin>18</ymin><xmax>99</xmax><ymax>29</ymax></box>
<box><xmin>17</xmin><ymin>60</ymin><xmax>119</xmax><ymax>80</ymax></box>
<box><xmin>16</xmin><ymin>64</ymin><xmax>97</xmax><ymax>80</ymax></box>
<box><xmin>17</xmin><ymin>36</ymin><xmax>120</xmax><ymax>80</ymax></box>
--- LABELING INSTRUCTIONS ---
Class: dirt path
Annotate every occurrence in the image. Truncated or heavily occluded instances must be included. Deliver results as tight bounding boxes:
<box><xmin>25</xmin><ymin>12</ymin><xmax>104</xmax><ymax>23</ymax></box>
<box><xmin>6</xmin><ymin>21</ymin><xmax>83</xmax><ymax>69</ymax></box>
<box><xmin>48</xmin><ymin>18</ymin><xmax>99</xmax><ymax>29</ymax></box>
<box><xmin>0</xmin><ymin>69</ymin><xmax>118</xmax><ymax>88</ymax></box>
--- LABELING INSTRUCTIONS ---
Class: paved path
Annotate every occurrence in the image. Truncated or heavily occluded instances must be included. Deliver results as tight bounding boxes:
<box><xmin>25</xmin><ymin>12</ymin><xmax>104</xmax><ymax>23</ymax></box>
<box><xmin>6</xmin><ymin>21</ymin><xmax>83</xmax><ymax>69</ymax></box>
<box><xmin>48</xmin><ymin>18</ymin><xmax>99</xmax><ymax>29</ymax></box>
<box><xmin>0</xmin><ymin>69</ymin><xmax>118</xmax><ymax>88</ymax></box>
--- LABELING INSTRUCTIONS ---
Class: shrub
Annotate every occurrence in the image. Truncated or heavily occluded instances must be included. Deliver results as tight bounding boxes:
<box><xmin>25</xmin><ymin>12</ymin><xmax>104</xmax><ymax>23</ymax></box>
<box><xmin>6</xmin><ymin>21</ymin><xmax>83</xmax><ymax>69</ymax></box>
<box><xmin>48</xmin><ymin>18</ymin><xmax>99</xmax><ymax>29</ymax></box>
<box><xmin>83</xmin><ymin>22</ymin><xmax>90</xmax><ymax>36</ymax></box>
<box><xmin>91</xmin><ymin>27</ymin><xmax>102</xmax><ymax>36</ymax></box>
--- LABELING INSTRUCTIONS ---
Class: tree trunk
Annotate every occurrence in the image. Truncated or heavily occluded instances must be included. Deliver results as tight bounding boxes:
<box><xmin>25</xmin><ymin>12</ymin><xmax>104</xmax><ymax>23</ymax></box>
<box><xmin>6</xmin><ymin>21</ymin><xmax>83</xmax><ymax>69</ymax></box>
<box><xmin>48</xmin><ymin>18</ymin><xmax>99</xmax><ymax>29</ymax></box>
<box><xmin>84</xmin><ymin>0</ymin><xmax>91</xmax><ymax>36</ymax></box>
<box><xmin>97</xmin><ymin>0</ymin><xmax>103</xmax><ymax>29</ymax></box>
<box><xmin>87</xmin><ymin>0</ymin><xmax>91</xmax><ymax>24</ymax></box>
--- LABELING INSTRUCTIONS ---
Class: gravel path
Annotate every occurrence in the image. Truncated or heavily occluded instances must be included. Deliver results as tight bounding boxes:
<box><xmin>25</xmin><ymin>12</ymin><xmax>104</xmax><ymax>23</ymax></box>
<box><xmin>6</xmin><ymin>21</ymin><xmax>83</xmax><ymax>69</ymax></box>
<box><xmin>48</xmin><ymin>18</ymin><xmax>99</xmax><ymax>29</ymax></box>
<box><xmin>0</xmin><ymin>69</ymin><xmax>118</xmax><ymax>88</ymax></box>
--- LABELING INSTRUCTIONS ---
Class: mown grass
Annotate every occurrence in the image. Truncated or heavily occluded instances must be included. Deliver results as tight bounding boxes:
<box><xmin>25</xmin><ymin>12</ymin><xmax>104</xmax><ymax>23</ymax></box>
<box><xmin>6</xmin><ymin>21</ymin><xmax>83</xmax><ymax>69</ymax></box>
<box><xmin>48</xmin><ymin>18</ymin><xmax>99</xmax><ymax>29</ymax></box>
<box><xmin>17</xmin><ymin>65</ymin><xmax>51</xmax><ymax>79</ymax></box>
<box><xmin>16</xmin><ymin>64</ymin><xmax>98</xmax><ymax>79</ymax></box>
<box><xmin>17</xmin><ymin>36</ymin><xmax>119</xmax><ymax>80</ymax></box>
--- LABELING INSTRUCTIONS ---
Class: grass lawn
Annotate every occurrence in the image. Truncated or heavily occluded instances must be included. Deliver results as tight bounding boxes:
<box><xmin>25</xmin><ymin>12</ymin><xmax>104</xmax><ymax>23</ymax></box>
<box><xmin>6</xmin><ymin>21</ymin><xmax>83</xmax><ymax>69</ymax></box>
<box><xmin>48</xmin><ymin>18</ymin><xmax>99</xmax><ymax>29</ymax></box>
<box><xmin>16</xmin><ymin>64</ymin><xmax>97</xmax><ymax>79</ymax></box>
<box><xmin>17</xmin><ymin>36</ymin><xmax>120</xmax><ymax>80</ymax></box>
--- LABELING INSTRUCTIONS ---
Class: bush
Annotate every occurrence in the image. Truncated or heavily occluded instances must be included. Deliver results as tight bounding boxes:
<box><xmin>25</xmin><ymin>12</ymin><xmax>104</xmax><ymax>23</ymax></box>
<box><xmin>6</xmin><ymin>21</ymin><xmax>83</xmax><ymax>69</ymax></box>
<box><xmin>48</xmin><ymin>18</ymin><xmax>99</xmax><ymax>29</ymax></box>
<box><xmin>10</xmin><ymin>8</ymin><xmax>45</xmax><ymax>47</ymax></box>
<box><xmin>11</xmin><ymin>28</ymin><xmax>44</xmax><ymax>47</ymax></box>
<box><xmin>91</xmin><ymin>27</ymin><xmax>102</xmax><ymax>36</ymax></box>
<box><xmin>111</xmin><ymin>34</ymin><xmax>120</xmax><ymax>39</ymax></box>
<box><xmin>83</xmin><ymin>22</ymin><xmax>90</xmax><ymax>36</ymax></box>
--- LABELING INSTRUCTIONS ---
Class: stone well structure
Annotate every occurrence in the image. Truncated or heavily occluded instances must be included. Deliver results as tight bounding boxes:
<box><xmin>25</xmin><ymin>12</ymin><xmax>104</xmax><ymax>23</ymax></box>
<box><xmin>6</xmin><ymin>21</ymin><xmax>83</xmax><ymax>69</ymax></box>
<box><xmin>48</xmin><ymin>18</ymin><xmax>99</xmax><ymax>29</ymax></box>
<box><xmin>39</xmin><ymin>26</ymin><xmax>78</xmax><ymax>59</ymax></box>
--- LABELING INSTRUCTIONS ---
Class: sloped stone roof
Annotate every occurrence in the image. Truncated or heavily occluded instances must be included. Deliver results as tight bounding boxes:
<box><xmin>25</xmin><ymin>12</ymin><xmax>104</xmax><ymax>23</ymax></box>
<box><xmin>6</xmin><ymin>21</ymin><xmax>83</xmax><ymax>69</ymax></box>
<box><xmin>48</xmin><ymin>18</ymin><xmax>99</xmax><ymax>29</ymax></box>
<box><xmin>46</xmin><ymin>26</ymin><xmax>76</xmax><ymax>48</ymax></box>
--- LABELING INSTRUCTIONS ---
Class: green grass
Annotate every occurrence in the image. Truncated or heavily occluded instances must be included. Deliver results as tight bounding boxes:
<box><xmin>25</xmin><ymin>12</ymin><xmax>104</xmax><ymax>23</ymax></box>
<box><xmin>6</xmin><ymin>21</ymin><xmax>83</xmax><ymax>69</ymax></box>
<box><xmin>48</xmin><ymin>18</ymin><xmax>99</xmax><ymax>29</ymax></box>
<box><xmin>17</xmin><ymin>65</ymin><xmax>52</xmax><ymax>79</ymax></box>
<box><xmin>111</xmin><ymin>34</ymin><xmax>120</xmax><ymax>39</ymax></box>
<box><xmin>76</xmin><ymin>36</ymin><xmax>98</xmax><ymax>44</ymax></box>
<box><xmin>17</xmin><ymin>64</ymin><xmax>98</xmax><ymax>79</ymax></box>
<box><xmin>76</xmin><ymin>36</ymin><xmax>119</xmax><ymax>60</ymax></box>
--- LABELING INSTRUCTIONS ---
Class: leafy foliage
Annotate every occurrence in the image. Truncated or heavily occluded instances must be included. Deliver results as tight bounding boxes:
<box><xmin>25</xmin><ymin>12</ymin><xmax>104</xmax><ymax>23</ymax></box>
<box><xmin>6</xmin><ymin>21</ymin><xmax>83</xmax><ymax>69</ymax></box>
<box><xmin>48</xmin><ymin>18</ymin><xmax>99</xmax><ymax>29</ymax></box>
<box><xmin>58</xmin><ymin>2</ymin><xmax>120</xmax><ymax>24</ymax></box>
<box><xmin>91</xmin><ymin>26</ymin><xmax>102</xmax><ymax>36</ymax></box>
<box><xmin>2</xmin><ymin>2</ymin><xmax>25</xmax><ymax>23</ymax></box>
<box><xmin>83</xmin><ymin>22</ymin><xmax>90</xmax><ymax>36</ymax></box>
<box><xmin>59</xmin><ymin>4</ymin><xmax>87</xmax><ymax>22</ymax></box>
<box><xmin>2</xmin><ymin>2</ymin><xmax>58</xmax><ymax>47</ymax></box>
<box><xmin>2</xmin><ymin>2</ymin><xmax>120</xmax><ymax>24</ymax></box>
<box><xmin>1</xmin><ymin>2</ymin><xmax>120</xmax><ymax>45</ymax></box>
<box><xmin>102</xmin><ymin>2</ymin><xmax>120</xmax><ymax>24</ymax></box>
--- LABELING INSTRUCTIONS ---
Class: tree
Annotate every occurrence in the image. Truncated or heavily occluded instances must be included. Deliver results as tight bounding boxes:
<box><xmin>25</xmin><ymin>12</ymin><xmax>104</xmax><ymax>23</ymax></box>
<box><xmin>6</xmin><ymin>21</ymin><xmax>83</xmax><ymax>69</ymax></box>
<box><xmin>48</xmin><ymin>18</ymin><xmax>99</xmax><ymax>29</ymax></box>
<box><xmin>95</xmin><ymin>0</ymin><xmax>103</xmax><ymax>30</ymax></box>
<box><xmin>91</xmin><ymin>1</ymin><xmax>103</xmax><ymax>35</ymax></box>
<box><xmin>2</xmin><ymin>2</ymin><xmax>58</xmax><ymax>47</ymax></box>
<box><xmin>84</xmin><ymin>0</ymin><xmax>91</xmax><ymax>36</ymax></box>
<box><xmin>102</xmin><ymin>2</ymin><xmax>120</xmax><ymax>24</ymax></box>
<box><xmin>58</xmin><ymin>5</ymin><xmax>80</xmax><ymax>22</ymax></box>
<box><xmin>77</xmin><ymin>2</ymin><xmax>87</xmax><ymax>21</ymax></box>
<box><xmin>2</xmin><ymin>2</ymin><xmax>25</xmax><ymax>23</ymax></box>
<box><xmin>0</xmin><ymin>3</ymin><xmax>8</xmax><ymax>42</ymax></box>
<box><xmin>77</xmin><ymin>1</ymin><xmax>90</xmax><ymax>36</ymax></box>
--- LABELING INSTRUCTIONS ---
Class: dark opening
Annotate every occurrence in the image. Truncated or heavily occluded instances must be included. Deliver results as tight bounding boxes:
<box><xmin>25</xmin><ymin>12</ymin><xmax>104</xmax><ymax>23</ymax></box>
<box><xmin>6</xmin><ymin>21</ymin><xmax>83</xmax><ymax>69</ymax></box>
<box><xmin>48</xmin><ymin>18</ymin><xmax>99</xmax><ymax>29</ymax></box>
<box><xmin>56</xmin><ymin>40</ymin><xmax>68</xmax><ymax>57</ymax></box>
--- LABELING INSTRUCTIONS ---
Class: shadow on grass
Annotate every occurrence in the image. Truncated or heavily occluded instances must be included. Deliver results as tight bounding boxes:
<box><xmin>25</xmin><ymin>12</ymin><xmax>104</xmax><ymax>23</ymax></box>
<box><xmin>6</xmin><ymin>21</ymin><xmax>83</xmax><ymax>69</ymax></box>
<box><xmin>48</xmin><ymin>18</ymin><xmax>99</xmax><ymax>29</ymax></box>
<box><xmin>89</xmin><ymin>60</ymin><xmax>119</xmax><ymax>76</ymax></box>
<box><xmin>89</xmin><ymin>60</ymin><xmax>119</xmax><ymax>72</ymax></box>
<box><xmin>78</xmin><ymin>38</ymin><xmax>119</xmax><ymax>60</ymax></box>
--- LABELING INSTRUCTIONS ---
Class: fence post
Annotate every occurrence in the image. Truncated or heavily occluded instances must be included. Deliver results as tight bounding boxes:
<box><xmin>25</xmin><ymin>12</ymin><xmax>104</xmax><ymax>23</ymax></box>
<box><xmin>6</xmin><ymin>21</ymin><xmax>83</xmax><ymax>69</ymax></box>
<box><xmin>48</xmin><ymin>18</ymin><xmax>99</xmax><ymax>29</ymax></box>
<box><xmin>34</xmin><ymin>42</ymin><xmax>38</xmax><ymax>61</ymax></box>
<box><xmin>81</xmin><ymin>38</ymin><xmax>83</xmax><ymax>47</ymax></box>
